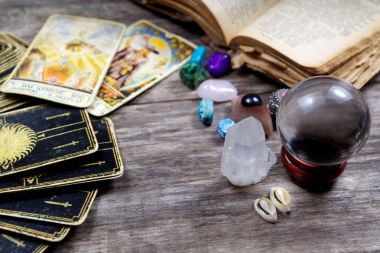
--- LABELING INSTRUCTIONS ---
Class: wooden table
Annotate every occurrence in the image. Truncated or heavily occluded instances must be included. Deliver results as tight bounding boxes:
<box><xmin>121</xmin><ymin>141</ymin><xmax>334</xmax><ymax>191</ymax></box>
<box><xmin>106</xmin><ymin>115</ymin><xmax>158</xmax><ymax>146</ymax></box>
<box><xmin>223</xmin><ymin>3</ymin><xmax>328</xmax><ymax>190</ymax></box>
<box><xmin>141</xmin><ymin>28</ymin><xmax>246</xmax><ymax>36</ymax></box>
<box><xmin>1</xmin><ymin>1</ymin><xmax>380</xmax><ymax>252</ymax></box>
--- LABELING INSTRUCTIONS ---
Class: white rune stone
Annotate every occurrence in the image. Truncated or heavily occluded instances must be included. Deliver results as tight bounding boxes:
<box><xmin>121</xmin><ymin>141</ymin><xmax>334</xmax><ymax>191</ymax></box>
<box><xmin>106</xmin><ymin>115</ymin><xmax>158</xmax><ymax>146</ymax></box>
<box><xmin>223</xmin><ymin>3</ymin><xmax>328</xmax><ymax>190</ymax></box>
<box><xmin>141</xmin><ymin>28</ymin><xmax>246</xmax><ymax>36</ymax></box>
<box><xmin>221</xmin><ymin>117</ymin><xmax>276</xmax><ymax>186</ymax></box>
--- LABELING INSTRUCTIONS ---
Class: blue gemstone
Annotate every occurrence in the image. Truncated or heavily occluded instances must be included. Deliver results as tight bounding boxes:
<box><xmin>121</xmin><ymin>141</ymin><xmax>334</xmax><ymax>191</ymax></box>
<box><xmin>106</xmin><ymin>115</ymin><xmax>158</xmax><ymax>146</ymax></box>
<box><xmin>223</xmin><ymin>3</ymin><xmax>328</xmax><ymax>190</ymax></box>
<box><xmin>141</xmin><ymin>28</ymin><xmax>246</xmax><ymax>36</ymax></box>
<box><xmin>189</xmin><ymin>46</ymin><xmax>207</xmax><ymax>65</ymax></box>
<box><xmin>197</xmin><ymin>99</ymin><xmax>214</xmax><ymax>126</ymax></box>
<box><xmin>217</xmin><ymin>118</ymin><xmax>235</xmax><ymax>139</ymax></box>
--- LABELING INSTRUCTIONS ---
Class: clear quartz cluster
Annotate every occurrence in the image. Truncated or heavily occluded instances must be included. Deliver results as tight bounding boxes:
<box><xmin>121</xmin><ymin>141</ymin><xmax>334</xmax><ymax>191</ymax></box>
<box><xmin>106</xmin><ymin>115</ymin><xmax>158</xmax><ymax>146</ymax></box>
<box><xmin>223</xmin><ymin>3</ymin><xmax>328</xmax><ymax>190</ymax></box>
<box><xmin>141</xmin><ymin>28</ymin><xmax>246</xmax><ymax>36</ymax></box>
<box><xmin>221</xmin><ymin>117</ymin><xmax>276</xmax><ymax>186</ymax></box>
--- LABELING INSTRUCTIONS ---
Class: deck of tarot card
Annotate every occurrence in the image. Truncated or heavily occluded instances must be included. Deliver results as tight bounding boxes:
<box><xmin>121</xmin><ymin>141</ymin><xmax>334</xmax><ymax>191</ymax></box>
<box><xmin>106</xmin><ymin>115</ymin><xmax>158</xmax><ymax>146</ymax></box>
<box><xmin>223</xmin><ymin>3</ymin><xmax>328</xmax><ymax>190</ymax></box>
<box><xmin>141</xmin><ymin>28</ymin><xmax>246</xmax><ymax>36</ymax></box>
<box><xmin>0</xmin><ymin>18</ymin><xmax>125</xmax><ymax>252</ymax></box>
<box><xmin>0</xmin><ymin>14</ymin><xmax>194</xmax><ymax>252</ymax></box>
<box><xmin>0</xmin><ymin>104</ymin><xmax>124</xmax><ymax>252</ymax></box>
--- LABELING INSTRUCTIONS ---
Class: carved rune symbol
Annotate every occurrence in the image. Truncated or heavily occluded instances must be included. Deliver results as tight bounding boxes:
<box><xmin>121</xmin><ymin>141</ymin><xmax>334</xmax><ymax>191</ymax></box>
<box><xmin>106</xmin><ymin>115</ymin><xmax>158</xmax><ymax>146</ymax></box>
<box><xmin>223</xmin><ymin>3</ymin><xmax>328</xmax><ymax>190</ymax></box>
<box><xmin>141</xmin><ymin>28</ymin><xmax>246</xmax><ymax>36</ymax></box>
<box><xmin>1</xmin><ymin>234</ymin><xmax>25</xmax><ymax>248</ymax></box>
<box><xmin>44</xmin><ymin>201</ymin><xmax>72</xmax><ymax>208</ymax></box>
<box><xmin>22</xmin><ymin>174</ymin><xmax>44</xmax><ymax>186</ymax></box>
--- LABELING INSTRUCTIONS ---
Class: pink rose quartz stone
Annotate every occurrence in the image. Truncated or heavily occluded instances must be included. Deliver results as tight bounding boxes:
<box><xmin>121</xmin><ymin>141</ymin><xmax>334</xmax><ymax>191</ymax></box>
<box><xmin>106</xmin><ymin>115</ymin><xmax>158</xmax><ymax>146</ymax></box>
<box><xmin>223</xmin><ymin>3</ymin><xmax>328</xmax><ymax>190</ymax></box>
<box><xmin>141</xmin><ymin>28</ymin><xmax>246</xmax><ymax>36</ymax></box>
<box><xmin>196</xmin><ymin>79</ymin><xmax>238</xmax><ymax>102</ymax></box>
<box><xmin>231</xmin><ymin>95</ymin><xmax>273</xmax><ymax>136</ymax></box>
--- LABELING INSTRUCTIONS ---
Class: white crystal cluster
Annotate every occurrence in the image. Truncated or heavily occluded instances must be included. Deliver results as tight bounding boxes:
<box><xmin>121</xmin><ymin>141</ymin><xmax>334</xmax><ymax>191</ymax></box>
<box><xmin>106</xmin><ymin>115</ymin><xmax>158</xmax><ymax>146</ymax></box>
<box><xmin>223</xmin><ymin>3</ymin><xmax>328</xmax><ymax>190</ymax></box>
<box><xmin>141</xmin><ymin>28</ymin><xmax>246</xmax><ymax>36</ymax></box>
<box><xmin>221</xmin><ymin>117</ymin><xmax>276</xmax><ymax>186</ymax></box>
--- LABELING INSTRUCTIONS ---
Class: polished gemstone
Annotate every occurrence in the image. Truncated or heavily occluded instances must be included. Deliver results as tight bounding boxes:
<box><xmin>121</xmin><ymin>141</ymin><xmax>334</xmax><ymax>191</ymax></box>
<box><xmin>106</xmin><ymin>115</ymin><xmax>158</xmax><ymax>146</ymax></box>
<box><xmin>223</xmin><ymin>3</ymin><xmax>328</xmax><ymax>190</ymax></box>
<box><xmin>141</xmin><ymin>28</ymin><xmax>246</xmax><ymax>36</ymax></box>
<box><xmin>207</xmin><ymin>51</ymin><xmax>231</xmax><ymax>77</ymax></box>
<box><xmin>180</xmin><ymin>62</ymin><xmax>208</xmax><ymax>90</ymax></box>
<box><xmin>232</xmin><ymin>94</ymin><xmax>273</xmax><ymax>135</ymax></box>
<box><xmin>217</xmin><ymin>118</ymin><xmax>235</xmax><ymax>139</ymax></box>
<box><xmin>268</xmin><ymin>88</ymin><xmax>289</xmax><ymax>115</ymax></box>
<box><xmin>196</xmin><ymin>79</ymin><xmax>237</xmax><ymax>102</ymax></box>
<box><xmin>221</xmin><ymin>117</ymin><xmax>276</xmax><ymax>186</ymax></box>
<box><xmin>189</xmin><ymin>46</ymin><xmax>207</xmax><ymax>65</ymax></box>
<box><xmin>241</xmin><ymin>93</ymin><xmax>263</xmax><ymax>107</ymax></box>
<box><xmin>197</xmin><ymin>99</ymin><xmax>214</xmax><ymax>126</ymax></box>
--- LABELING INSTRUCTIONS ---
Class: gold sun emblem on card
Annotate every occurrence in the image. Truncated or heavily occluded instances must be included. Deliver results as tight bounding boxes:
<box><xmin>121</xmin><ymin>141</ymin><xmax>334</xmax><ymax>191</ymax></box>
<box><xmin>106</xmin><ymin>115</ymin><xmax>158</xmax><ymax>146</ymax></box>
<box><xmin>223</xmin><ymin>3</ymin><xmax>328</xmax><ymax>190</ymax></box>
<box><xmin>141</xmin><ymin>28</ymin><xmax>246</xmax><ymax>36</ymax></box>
<box><xmin>0</xmin><ymin>123</ymin><xmax>37</xmax><ymax>166</ymax></box>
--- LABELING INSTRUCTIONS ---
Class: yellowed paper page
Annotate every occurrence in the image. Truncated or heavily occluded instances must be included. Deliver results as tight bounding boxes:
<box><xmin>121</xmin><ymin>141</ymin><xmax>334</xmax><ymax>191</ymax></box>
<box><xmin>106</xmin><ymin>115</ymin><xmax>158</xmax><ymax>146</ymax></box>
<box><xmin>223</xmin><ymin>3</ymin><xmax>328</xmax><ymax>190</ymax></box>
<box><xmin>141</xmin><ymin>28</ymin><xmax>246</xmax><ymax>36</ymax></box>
<box><xmin>238</xmin><ymin>0</ymin><xmax>380</xmax><ymax>68</ymax></box>
<box><xmin>202</xmin><ymin>0</ymin><xmax>278</xmax><ymax>44</ymax></box>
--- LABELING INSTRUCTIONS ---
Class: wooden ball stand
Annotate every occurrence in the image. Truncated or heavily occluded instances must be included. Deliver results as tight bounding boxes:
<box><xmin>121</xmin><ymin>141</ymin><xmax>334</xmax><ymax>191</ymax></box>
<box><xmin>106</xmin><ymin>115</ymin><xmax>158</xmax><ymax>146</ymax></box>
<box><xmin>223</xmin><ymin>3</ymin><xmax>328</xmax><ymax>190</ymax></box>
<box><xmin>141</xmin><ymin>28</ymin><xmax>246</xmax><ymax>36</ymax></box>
<box><xmin>281</xmin><ymin>147</ymin><xmax>347</xmax><ymax>187</ymax></box>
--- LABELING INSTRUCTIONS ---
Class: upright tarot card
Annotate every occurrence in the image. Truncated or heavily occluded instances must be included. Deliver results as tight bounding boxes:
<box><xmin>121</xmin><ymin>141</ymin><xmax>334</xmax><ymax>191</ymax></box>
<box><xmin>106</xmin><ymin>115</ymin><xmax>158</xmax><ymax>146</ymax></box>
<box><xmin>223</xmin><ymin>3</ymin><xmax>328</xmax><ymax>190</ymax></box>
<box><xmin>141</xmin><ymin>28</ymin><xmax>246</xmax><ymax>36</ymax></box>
<box><xmin>0</xmin><ymin>232</ymin><xmax>48</xmax><ymax>253</ymax></box>
<box><xmin>88</xmin><ymin>20</ymin><xmax>195</xmax><ymax>116</ymax></box>
<box><xmin>1</xmin><ymin>14</ymin><xmax>125</xmax><ymax>108</ymax></box>
<box><xmin>0</xmin><ymin>104</ymin><xmax>98</xmax><ymax>177</ymax></box>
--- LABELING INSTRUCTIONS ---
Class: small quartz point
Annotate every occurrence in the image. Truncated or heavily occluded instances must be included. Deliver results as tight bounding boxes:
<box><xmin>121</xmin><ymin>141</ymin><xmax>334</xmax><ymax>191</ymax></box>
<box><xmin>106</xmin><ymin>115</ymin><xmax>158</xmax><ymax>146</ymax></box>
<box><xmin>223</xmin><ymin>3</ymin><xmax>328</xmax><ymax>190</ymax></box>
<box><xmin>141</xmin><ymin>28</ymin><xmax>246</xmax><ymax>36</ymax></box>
<box><xmin>221</xmin><ymin>117</ymin><xmax>277</xmax><ymax>186</ymax></box>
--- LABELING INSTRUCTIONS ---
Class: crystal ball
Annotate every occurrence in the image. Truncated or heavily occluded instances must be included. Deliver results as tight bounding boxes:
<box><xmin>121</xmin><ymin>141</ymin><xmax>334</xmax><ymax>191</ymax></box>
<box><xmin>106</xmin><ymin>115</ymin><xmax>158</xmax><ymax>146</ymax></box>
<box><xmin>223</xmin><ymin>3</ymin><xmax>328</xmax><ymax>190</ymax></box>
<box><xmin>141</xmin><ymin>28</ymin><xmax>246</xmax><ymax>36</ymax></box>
<box><xmin>277</xmin><ymin>76</ymin><xmax>370</xmax><ymax>166</ymax></box>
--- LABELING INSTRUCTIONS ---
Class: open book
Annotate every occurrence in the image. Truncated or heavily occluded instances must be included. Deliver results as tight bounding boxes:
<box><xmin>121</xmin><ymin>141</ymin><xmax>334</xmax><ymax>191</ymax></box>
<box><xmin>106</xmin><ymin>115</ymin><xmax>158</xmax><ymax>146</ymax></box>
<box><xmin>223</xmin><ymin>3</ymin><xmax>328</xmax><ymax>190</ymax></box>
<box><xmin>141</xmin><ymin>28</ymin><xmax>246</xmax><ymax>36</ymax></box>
<box><xmin>135</xmin><ymin>0</ymin><xmax>380</xmax><ymax>89</ymax></box>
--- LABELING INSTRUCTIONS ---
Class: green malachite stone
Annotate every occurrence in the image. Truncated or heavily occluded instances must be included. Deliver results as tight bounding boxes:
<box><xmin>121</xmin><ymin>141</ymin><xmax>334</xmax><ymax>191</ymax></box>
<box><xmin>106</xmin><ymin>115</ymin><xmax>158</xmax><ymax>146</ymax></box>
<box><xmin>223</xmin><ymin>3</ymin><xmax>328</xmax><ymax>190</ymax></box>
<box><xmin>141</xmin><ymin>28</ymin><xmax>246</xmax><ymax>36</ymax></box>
<box><xmin>180</xmin><ymin>62</ymin><xmax>208</xmax><ymax>90</ymax></box>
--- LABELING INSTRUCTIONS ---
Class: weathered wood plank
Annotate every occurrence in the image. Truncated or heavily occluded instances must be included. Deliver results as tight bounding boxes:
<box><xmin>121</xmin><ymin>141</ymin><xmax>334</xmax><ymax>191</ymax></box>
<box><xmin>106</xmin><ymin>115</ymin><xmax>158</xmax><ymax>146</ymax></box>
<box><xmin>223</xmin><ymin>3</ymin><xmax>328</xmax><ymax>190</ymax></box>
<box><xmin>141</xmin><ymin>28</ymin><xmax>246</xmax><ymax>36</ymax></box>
<box><xmin>54</xmin><ymin>99</ymin><xmax>380</xmax><ymax>253</ymax></box>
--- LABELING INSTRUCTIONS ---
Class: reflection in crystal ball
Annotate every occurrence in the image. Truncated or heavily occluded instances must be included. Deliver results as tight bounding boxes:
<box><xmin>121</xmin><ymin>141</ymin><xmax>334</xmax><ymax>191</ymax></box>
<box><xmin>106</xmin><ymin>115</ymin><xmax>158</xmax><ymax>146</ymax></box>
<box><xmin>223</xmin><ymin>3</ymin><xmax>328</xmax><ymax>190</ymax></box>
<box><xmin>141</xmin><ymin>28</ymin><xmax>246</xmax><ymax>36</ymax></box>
<box><xmin>277</xmin><ymin>76</ymin><xmax>370</xmax><ymax>166</ymax></box>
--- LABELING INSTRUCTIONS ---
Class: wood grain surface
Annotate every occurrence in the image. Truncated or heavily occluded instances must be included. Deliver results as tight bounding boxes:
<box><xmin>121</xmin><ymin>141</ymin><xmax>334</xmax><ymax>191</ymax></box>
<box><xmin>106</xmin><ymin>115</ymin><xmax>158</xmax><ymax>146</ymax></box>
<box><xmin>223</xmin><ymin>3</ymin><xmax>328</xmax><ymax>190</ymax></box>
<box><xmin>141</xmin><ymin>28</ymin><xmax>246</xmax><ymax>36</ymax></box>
<box><xmin>1</xmin><ymin>1</ymin><xmax>380</xmax><ymax>252</ymax></box>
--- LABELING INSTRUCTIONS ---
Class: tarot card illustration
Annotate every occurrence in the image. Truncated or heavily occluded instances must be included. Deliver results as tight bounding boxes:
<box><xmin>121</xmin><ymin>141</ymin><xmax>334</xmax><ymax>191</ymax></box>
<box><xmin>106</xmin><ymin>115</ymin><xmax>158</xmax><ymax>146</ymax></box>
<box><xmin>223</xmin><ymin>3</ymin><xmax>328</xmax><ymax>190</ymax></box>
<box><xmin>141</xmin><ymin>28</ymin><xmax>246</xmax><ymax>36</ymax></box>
<box><xmin>0</xmin><ymin>232</ymin><xmax>48</xmax><ymax>253</ymax></box>
<box><xmin>1</xmin><ymin>14</ymin><xmax>125</xmax><ymax>108</ymax></box>
<box><xmin>88</xmin><ymin>20</ymin><xmax>195</xmax><ymax>116</ymax></box>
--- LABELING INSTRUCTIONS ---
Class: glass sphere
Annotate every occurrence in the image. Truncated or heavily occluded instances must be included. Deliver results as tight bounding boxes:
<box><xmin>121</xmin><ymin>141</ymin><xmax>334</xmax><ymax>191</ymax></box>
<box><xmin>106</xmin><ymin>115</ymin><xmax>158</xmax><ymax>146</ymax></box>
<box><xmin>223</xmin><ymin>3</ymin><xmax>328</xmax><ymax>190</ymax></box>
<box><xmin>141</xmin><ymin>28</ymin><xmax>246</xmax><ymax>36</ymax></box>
<box><xmin>277</xmin><ymin>76</ymin><xmax>370</xmax><ymax>166</ymax></box>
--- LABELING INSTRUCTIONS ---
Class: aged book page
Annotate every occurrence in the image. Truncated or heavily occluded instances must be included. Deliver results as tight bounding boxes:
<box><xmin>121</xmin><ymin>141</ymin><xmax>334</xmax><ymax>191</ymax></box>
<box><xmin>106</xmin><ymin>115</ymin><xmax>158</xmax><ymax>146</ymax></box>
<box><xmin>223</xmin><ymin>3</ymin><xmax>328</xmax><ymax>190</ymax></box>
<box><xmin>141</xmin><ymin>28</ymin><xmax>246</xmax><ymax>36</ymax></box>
<box><xmin>201</xmin><ymin>0</ymin><xmax>278</xmax><ymax>44</ymax></box>
<box><xmin>148</xmin><ymin>0</ymin><xmax>226</xmax><ymax>45</ymax></box>
<box><xmin>235</xmin><ymin>0</ymin><xmax>380</xmax><ymax>70</ymax></box>
<box><xmin>242</xmin><ymin>40</ymin><xmax>380</xmax><ymax>89</ymax></box>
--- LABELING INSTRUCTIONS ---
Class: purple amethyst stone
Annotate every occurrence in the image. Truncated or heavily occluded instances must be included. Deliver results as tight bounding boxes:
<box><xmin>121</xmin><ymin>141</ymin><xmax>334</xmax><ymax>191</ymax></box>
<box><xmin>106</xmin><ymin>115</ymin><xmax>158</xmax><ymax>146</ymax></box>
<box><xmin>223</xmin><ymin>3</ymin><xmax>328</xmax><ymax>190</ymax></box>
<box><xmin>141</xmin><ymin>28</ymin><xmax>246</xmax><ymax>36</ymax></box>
<box><xmin>207</xmin><ymin>51</ymin><xmax>231</xmax><ymax>77</ymax></box>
